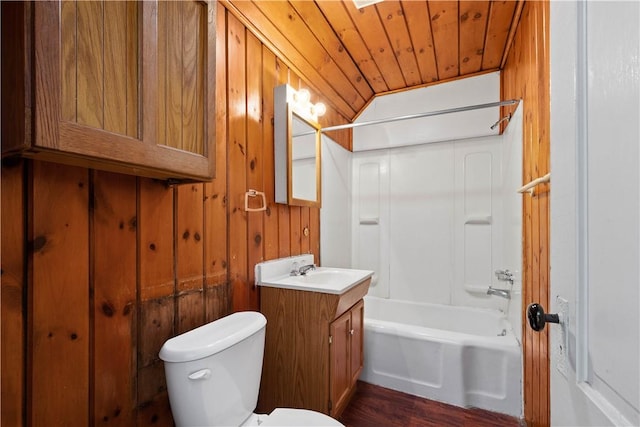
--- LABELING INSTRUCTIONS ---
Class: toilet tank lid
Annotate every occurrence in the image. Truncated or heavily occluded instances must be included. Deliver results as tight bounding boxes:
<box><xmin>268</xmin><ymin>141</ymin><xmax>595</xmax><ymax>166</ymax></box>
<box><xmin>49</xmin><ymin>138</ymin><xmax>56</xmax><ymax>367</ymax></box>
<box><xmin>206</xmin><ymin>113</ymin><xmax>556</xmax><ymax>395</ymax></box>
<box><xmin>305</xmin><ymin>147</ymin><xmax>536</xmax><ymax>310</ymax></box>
<box><xmin>159</xmin><ymin>311</ymin><xmax>266</xmax><ymax>363</ymax></box>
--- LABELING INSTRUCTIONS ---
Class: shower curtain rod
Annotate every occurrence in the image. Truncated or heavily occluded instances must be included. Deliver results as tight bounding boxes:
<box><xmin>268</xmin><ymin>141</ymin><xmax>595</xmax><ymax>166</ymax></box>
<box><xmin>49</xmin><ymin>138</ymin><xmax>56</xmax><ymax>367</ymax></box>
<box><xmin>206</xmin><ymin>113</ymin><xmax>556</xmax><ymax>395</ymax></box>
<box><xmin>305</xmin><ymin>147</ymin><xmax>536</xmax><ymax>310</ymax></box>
<box><xmin>317</xmin><ymin>99</ymin><xmax>520</xmax><ymax>134</ymax></box>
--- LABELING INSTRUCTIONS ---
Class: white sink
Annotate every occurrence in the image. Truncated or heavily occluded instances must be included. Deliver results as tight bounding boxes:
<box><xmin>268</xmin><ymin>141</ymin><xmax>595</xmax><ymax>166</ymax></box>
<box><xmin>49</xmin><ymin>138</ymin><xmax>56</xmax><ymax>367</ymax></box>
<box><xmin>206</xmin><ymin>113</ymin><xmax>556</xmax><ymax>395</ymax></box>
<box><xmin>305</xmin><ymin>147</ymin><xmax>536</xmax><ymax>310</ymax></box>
<box><xmin>256</xmin><ymin>256</ymin><xmax>373</xmax><ymax>294</ymax></box>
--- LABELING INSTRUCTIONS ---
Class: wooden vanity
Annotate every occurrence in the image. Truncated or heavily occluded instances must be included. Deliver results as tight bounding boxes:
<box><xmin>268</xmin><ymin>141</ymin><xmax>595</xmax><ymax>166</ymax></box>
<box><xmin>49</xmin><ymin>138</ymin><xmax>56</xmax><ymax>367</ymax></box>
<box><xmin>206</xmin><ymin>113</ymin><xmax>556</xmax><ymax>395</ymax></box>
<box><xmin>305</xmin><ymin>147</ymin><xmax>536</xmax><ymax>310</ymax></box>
<box><xmin>257</xmin><ymin>276</ymin><xmax>371</xmax><ymax>418</ymax></box>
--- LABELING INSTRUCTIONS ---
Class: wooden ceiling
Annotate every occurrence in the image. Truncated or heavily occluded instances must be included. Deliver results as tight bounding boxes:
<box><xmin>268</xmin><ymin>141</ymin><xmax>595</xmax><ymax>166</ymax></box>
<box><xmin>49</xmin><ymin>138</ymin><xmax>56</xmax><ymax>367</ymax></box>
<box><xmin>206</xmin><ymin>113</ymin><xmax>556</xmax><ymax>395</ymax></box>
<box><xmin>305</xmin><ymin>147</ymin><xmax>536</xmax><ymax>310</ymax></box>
<box><xmin>222</xmin><ymin>0</ymin><xmax>524</xmax><ymax>122</ymax></box>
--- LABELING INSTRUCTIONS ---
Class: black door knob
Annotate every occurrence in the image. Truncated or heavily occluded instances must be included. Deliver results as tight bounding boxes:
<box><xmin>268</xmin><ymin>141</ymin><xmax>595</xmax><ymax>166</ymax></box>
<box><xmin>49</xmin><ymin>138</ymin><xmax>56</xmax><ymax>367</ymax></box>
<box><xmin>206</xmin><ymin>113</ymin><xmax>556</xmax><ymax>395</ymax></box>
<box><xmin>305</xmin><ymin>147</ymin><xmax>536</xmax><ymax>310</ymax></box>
<box><xmin>527</xmin><ymin>303</ymin><xmax>560</xmax><ymax>331</ymax></box>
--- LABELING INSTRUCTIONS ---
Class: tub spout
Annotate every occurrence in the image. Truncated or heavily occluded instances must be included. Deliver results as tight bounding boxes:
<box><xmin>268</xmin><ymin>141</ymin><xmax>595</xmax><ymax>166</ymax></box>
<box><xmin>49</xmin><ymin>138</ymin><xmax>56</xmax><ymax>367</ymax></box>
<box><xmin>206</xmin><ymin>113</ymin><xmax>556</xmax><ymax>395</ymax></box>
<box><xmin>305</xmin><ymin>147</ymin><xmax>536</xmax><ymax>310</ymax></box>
<box><xmin>487</xmin><ymin>286</ymin><xmax>511</xmax><ymax>299</ymax></box>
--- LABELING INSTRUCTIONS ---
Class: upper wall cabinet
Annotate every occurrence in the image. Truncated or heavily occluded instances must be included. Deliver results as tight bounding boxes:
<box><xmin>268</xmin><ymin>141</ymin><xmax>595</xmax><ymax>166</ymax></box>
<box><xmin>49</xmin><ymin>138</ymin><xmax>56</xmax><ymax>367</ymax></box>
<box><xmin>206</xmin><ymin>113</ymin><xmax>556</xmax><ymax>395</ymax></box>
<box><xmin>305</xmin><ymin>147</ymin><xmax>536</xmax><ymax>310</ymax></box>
<box><xmin>1</xmin><ymin>1</ymin><xmax>215</xmax><ymax>181</ymax></box>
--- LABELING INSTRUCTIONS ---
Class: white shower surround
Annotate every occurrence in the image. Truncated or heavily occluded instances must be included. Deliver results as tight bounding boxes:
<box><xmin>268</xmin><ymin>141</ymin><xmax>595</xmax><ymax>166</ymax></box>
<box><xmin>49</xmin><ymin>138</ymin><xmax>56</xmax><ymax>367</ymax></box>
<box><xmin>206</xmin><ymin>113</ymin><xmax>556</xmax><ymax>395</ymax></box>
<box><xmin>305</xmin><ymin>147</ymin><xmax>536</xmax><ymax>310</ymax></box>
<box><xmin>352</xmin><ymin>135</ymin><xmax>512</xmax><ymax>312</ymax></box>
<box><xmin>320</xmin><ymin>74</ymin><xmax>523</xmax><ymax>414</ymax></box>
<box><xmin>322</xmin><ymin>74</ymin><xmax>523</xmax><ymax>319</ymax></box>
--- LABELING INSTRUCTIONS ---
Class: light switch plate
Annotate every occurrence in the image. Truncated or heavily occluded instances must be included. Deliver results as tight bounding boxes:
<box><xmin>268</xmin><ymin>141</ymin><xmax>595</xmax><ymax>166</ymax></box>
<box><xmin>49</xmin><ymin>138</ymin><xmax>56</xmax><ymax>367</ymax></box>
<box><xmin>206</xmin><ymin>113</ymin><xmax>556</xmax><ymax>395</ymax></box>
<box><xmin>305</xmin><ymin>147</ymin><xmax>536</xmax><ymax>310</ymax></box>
<box><xmin>555</xmin><ymin>296</ymin><xmax>569</xmax><ymax>378</ymax></box>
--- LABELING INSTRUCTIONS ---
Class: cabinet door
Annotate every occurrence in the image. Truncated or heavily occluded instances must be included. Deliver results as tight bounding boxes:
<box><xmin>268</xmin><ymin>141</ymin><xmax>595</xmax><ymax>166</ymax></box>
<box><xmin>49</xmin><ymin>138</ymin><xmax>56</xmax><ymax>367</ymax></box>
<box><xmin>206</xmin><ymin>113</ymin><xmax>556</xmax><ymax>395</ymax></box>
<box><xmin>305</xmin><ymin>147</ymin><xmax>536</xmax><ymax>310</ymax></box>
<box><xmin>329</xmin><ymin>309</ymin><xmax>351</xmax><ymax>415</ymax></box>
<box><xmin>349</xmin><ymin>299</ymin><xmax>364</xmax><ymax>385</ymax></box>
<box><xmin>33</xmin><ymin>0</ymin><xmax>214</xmax><ymax>181</ymax></box>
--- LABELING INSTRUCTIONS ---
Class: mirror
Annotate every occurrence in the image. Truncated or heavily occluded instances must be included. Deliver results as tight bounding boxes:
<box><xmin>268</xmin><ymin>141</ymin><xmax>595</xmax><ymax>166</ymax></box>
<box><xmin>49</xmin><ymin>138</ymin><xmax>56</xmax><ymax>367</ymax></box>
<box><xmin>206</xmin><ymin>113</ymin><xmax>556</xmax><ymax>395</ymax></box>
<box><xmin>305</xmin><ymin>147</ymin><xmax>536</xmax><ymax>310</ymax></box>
<box><xmin>289</xmin><ymin>112</ymin><xmax>321</xmax><ymax>206</ymax></box>
<box><xmin>274</xmin><ymin>85</ymin><xmax>322</xmax><ymax>207</ymax></box>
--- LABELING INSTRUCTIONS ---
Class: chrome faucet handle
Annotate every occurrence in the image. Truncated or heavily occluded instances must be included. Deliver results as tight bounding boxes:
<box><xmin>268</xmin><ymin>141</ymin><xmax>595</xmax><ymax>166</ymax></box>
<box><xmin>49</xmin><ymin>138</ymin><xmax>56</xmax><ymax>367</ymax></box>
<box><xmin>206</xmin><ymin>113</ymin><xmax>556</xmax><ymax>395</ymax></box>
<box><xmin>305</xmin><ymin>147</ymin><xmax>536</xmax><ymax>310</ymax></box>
<box><xmin>290</xmin><ymin>261</ymin><xmax>300</xmax><ymax>276</ymax></box>
<box><xmin>495</xmin><ymin>269</ymin><xmax>514</xmax><ymax>284</ymax></box>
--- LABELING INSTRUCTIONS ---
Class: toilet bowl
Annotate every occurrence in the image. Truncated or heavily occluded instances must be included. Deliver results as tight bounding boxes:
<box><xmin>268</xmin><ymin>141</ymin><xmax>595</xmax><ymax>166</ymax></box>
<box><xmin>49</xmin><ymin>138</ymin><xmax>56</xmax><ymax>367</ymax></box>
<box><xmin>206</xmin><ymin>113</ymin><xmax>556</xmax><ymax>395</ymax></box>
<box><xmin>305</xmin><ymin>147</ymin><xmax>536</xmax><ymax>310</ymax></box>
<box><xmin>159</xmin><ymin>311</ymin><xmax>344</xmax><ymax>427</ymax></box>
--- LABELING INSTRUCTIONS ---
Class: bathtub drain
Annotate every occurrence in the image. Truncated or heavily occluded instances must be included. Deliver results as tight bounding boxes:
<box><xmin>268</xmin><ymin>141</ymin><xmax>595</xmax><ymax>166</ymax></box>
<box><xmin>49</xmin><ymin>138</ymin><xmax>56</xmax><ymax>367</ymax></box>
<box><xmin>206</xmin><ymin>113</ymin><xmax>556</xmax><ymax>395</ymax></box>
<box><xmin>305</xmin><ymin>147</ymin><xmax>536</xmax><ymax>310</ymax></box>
<box><xmin>498</xmin><ymin>329</ymin><xmax>507</xmax><ymax>336</ymax></box>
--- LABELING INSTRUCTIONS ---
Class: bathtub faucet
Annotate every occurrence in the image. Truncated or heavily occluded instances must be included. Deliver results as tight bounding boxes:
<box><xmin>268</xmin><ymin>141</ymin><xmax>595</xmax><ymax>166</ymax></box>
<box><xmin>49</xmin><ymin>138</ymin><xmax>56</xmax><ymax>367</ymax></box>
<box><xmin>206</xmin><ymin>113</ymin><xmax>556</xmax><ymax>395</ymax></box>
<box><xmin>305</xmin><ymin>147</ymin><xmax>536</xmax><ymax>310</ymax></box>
<box><xmin>487</xmin><ymin>286</ymin><xmax>511</xmax><ymax>299</ymax></box>
<box><xmin>494</xmin><ymin>269</ymin><xmax>514</xmax><ymax>285</ymax></box>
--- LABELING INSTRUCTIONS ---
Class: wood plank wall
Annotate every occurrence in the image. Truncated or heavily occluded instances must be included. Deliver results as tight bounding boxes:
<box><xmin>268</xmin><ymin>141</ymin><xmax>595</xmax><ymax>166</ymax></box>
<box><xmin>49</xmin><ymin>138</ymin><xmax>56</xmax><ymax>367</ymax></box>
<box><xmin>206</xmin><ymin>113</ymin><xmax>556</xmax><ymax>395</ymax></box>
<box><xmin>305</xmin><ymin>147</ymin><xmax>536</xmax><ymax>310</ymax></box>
<box><xmin>0</xmin><ymin>3</ymin><xmax>350</xmax><ymax>425</ymax></box>
<box><xmin>501</xmin><ymin>2</ymin><xmax>550</xmax><ymax>427</ymax></box>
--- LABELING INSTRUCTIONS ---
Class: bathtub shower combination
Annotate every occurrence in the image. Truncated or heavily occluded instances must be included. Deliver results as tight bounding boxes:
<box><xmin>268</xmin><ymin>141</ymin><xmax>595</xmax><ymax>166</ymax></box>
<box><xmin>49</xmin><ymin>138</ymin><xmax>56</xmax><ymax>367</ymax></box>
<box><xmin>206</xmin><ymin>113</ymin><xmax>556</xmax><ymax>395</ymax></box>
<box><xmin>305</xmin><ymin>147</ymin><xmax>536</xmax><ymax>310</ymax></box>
<box><xmin>320</xmin><ymin>76</ymin><xmax>525</xmax><ymax>417</ymax></box>
<box><xmin>360</xmin><ymin>296</ymin><xmax>521</xmax><ymax>417</ymax></box>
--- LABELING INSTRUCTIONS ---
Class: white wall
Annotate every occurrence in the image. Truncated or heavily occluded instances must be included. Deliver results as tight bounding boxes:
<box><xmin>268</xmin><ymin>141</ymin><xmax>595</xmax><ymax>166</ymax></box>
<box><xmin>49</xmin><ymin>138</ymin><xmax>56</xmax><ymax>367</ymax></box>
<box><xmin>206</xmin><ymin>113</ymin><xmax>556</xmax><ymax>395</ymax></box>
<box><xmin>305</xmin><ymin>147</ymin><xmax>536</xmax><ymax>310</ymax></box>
<box><xmin>353</xmin><ymin>72</ymin><xmax>501</xmax><ymax>151</ymax></box>
<box><xmin>320</xmin><ymin>135</ymin><xmax>352</xmax><ymax>268</ymax></box>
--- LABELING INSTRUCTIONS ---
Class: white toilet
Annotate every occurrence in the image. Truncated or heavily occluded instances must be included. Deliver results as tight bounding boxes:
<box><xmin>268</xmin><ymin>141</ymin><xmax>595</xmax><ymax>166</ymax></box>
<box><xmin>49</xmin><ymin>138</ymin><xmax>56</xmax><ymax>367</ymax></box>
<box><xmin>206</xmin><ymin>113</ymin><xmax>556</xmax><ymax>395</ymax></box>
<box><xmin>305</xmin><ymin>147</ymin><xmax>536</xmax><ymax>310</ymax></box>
<box><xmin>159</xmin><ymin>311</ymin><xmax>344</xmax><ymax>427</ymax></box>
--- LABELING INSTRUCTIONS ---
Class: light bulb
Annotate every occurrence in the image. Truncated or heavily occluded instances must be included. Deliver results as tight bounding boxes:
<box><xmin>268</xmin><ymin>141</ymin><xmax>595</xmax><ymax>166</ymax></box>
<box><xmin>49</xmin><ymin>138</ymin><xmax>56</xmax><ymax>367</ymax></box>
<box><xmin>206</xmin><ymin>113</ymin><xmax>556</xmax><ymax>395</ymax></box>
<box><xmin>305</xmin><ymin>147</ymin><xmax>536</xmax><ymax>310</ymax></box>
<box><xmin>312</xmin><ymin>102</ymin><xmax>327</xmax><ymax>117</ymax></box>
<box><xmin>294</xmin><ymin>88</ymin><xmax>311</xmax><ymax>104</ymax></box>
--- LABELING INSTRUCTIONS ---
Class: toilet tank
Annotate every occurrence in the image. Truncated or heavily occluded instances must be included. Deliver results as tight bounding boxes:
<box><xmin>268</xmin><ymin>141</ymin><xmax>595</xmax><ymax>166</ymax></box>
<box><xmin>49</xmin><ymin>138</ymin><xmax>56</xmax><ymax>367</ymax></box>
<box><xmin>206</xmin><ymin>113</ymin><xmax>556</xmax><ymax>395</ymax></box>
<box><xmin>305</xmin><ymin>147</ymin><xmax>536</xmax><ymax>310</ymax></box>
<box><xmin>159</xmin><ymin>311</ymin><xmax>267</xmax><ymax>427</ymax></box>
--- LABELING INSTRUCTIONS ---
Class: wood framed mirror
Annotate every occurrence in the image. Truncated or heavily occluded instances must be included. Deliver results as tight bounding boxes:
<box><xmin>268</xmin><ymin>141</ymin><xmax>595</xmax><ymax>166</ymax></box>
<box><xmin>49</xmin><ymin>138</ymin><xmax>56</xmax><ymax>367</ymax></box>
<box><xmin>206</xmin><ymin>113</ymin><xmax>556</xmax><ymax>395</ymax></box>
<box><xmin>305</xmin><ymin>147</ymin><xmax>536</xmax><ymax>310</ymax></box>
<box><xmin>275</xmin><ymin>84</ymin><xmax>322</xmax><ymax>208</ymax></box>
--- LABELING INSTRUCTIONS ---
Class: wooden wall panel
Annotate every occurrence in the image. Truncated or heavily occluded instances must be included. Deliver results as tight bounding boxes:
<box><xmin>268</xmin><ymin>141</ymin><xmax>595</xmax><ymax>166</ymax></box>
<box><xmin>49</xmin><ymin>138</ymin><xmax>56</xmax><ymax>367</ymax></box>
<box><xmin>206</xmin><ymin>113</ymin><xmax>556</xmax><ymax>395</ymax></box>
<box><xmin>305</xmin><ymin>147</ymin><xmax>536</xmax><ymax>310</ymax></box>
<box><xmin>219</xmin><ymin>4</ymin><xmax>334</xmax><ymax>312</ymax></box>
<box><xmin>276</xmin><ymin>57</ymin><xmax>292</xmax><ymax>258</ymax></box>
<box><xmin>29</xmin><ymin>161</ymin><xmax>90</xmax><ymax>426</ymax></box>
<box><xmin>310</xmin><ymin>207</ymin><xmax>320</xmax><ymax>263</ymax></box>
<box><xmin>246</xmin><ymin>31</ymin><xmax>264</xmax><ymax>311</ymax></box>
<box><xmin>289</xmin><ymin>206</ymin><xmax>302</xmax><ymax>256</ymax></box>
<box><xmin>227</xmin><ymin>13</ymin><xmax>250</xmax><ymax>311</ymax></box>
<box><xmin>138</xmin><ymin>180</ymin><xmax>175</xmax><ymax>303</ymax></box>
<box><xmin>137</xmin><ymin>177</ymin><xmax>176</xmax><ymax>427</ymax></box>
<box><xmin>176</xmin><ymin>183</ymin><xmax>205</xmax><ymax>334</ymax></box>
<box><xmin>204</xmin><ymin>1</ymin><xmax>230</xmax><ymax>323</ymax></box>
<box><xmin>1</xmin><ymin>159</ymin><xmax>25</xmax><ymax>427</ymax></box>
<box><xmin>262</xmin><ymin>47</ymin><xmax>280</xmax><ymax>262</ymax></box>
<box><xmin>1</xmin><ymin>4</ymin><xmax>336</xmax><ymax>425</ymax></box>
<box><xmin>92</xmin><ymin>171</ymin><xmax>137</xmax><ymax>426</ymax></box>
<box><xmin>501</xmin><ymin>2</ymin><xmax>550</xmax><ymax>426</ymax></box>
<box><xmin>300</xmin><ymin>207</ymin><xmax>310</xmax><ymax>255</ymax></box>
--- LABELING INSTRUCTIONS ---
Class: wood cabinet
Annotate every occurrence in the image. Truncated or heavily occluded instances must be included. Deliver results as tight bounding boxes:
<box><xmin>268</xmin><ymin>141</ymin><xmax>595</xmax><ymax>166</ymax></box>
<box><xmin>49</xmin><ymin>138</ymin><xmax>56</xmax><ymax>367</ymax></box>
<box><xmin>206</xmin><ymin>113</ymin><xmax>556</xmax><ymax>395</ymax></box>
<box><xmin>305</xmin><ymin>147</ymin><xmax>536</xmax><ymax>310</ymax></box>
<box><xmin>2</xmin><ymin>1</ymin><xmax>215</xmax><ymax>181</ymax></box>
<box><xmin>258</xmin><ymin>278</ymin><xmax>370</xmax><ymax>418</ymax></box>
<box><xmin>330</xmin><ymin>299</ymin><xmax>364</xmax><ymax>416</ymax></box>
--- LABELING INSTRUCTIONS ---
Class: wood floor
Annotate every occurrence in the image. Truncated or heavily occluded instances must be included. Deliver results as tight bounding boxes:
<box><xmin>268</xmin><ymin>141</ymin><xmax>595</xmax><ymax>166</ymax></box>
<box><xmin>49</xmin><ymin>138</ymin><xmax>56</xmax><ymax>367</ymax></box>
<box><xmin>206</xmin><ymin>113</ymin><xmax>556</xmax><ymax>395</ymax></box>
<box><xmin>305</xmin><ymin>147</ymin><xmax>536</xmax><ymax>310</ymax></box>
<box><xmin>338</xmin><ymin>381</ymin><xmax>522</xmax><ymax>427</ymax></box>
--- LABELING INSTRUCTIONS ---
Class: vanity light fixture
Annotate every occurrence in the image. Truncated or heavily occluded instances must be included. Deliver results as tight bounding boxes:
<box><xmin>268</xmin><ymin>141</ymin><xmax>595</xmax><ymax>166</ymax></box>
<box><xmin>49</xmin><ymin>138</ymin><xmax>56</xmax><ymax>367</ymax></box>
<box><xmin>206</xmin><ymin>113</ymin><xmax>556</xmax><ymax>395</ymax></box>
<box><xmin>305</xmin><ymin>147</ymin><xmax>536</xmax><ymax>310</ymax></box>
<box><xmin>288</xmin><ymin>86</ymin><xmax>326</xmax><ymax>121</ymax></box>
<box><xmin>293</xmin><ymin>88</ymin><xmax>311</xmax><ymax>104</ymax></box>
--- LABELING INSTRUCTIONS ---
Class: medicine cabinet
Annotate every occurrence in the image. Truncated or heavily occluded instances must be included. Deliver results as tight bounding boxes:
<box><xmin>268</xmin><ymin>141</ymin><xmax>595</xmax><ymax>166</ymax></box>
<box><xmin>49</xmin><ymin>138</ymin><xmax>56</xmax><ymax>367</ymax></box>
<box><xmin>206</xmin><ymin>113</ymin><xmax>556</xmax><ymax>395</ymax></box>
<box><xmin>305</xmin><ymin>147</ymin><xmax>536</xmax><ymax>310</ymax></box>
<box><xmin>274</xmin><ymin>84</ymin><xmax>322</xmax><ymax>208</ymax></box>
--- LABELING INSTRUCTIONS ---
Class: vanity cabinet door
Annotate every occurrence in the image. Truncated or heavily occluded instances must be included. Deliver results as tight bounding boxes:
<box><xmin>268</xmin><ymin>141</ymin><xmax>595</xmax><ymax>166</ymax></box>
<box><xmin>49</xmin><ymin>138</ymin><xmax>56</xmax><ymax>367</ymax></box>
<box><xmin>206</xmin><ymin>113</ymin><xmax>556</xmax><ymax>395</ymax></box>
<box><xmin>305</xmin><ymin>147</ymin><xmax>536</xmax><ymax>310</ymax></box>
<box><xmin>329</xmin><ymin>299</ymin><xmax>365</xmax><ymax>417</ymax></box>
<box><xmin>11</xmin><ymin>1</ymin><xmax>215</xmax><ymax>181</ymax></box>
<box><xmin>329</xmin><ymin>309</ymin><xmax>351</xmax><ymax>416</ymax></box>
<box><xmin>349</xmin><ymin>299</ymin><xmax>364</xmax><ymax>385</ymax></box>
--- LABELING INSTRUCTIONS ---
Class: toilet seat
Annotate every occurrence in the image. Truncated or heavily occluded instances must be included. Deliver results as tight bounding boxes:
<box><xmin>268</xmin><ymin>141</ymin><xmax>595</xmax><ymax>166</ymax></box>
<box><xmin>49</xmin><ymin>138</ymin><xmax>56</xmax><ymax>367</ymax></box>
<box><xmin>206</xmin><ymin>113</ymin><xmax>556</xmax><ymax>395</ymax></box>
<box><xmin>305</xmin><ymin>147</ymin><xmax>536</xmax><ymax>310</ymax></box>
<box><xmin>245</xmin><ymin>408</ymin><xmax>344</xmax><ymax>427</ymax></box>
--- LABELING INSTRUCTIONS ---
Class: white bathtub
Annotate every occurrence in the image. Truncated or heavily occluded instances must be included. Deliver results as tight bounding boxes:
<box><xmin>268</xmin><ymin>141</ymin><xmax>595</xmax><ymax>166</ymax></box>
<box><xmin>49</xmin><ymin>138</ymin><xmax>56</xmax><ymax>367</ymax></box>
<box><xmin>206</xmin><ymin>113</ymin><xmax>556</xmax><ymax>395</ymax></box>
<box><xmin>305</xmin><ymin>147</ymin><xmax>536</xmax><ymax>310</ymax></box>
<box><xmin>360</xmin><ymin>296</ymin><xmax>522</xmax><ymax>417</ymax></box>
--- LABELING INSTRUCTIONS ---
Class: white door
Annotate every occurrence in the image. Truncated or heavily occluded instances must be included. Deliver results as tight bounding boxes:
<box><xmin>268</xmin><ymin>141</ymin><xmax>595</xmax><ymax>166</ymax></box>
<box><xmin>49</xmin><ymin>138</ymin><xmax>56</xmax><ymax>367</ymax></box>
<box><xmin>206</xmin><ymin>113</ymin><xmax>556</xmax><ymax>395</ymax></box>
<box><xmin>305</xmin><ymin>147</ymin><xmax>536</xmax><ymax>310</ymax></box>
<box><xmin>548</xmin><ymin>1</ymin><xmax>639</xmax><ymax>425</ymax></box>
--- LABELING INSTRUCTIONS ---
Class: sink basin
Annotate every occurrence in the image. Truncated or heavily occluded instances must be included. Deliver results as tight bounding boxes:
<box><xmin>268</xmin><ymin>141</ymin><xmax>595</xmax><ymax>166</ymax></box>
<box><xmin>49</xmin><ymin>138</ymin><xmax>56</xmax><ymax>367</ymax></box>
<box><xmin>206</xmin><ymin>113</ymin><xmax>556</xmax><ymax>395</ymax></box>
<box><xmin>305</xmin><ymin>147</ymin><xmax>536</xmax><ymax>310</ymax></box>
<box><xmin>259</xmin><ymin>266</ymin><xmax>374</xmax><ymax>294</ymax></box>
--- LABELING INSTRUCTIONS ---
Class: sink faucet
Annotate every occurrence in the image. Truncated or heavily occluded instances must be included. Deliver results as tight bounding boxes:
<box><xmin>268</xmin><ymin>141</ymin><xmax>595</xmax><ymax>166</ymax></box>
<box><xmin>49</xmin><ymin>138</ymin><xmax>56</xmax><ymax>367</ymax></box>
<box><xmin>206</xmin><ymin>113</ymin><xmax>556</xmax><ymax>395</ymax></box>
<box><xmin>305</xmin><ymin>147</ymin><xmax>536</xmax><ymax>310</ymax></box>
<box><xmin>290</xmin><ymin>262</ymin><xmax>316</xmax><ymax>276</ymax></box>
<box><xmin>487</xmin><ymin>286</ymin><xmax>511</xmax><ymax>299</ymax></box>
<box><xmin>298</xmin><ymin>264</ymin><xmax>316</xmax><ymax>276</ymax></box>
<box><xmin>290</xmin><ymin>261</ymin><xmax>300</xmax><ymax>276</ymax></box>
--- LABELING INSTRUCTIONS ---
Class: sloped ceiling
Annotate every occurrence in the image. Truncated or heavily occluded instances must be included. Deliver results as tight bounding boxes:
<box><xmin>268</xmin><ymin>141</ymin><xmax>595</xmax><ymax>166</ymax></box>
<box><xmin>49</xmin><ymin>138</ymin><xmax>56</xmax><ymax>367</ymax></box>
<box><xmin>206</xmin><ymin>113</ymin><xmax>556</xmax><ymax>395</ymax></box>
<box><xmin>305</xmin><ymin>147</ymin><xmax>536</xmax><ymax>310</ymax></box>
<box><xmin>222</xmin><ymin>0</ymin><xmax>524</xmax><ymax>122</ymax></box>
